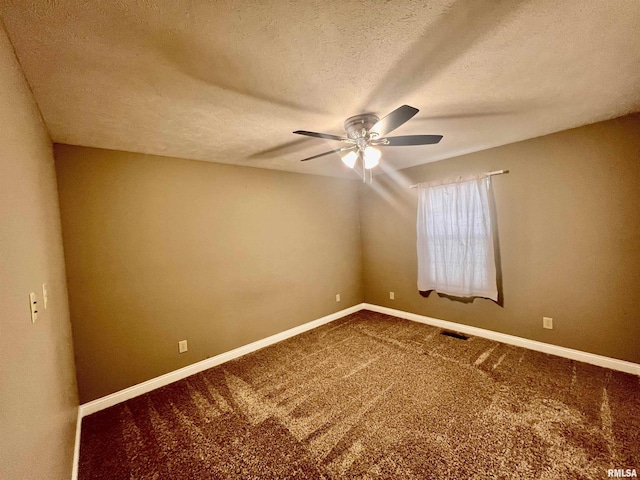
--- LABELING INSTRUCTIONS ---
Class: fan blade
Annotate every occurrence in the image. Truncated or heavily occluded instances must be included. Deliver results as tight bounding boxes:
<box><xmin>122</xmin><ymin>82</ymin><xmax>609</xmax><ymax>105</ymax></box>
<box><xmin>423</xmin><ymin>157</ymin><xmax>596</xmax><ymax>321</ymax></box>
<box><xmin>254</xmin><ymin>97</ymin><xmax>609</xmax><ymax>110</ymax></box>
<box><xmin>293</xmin><ymin>130</ymin><xmax>348</xmax><ymax>142</ymax></box>
<box><xmin>369</xmin><ymin>105</ymin><xmax>419</xmax><ymax>137</ymax></box>
<box><xmin>380</xmin><ymin>135</ymin><xmax>443</xmax><ymax>146</ymax></box>
<box><xmin>300</xmin><ymin>148</ymin><xmax>351</xmax><ymax>162</ymax></box>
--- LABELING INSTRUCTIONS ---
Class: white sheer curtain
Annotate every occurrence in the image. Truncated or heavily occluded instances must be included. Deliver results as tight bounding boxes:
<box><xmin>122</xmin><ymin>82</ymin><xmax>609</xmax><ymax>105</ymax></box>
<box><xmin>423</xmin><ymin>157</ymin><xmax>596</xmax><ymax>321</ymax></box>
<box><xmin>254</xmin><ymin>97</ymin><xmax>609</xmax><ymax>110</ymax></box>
<box><xmin>416</xmin><ymin>174</ymin><xmax>498</xmax><ymax>301</ymax></box>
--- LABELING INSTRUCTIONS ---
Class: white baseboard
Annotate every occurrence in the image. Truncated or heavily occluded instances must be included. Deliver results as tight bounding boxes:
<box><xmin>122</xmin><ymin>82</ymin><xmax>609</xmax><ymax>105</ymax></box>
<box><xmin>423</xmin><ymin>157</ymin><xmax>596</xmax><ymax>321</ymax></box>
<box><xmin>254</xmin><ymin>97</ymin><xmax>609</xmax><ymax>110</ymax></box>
<box><xmin>79</xmin><ymin>304</ymin><xmax>364</xmax><ymax>418</ymax></box>
<box><xmin>71</xmin><ymin>406</ymin><xmax>81</xmax><ymax>480</ymax></box>
<box><xmin>73</xmin><ymin>301</ymin><xmax>639</xmax><ymax>477</ymax></box>
<box><xmin>363</xmin><ymin>303</ymin><xmax>640</xmax><ymax>376</ymax></box>
<box><xmin>78</xmin><ymin>302</ymin><xmax>639</xmax><ymax>420</ymax></box>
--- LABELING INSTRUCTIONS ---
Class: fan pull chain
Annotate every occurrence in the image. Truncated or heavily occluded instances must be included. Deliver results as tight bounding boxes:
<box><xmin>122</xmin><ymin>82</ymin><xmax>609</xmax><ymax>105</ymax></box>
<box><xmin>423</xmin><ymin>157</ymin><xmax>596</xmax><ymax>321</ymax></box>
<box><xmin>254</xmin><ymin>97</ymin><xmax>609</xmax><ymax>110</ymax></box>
<box><xmin>361</xmin><ymin>164</ymin><xmax>373</xmax><ymax>184</ymax></box>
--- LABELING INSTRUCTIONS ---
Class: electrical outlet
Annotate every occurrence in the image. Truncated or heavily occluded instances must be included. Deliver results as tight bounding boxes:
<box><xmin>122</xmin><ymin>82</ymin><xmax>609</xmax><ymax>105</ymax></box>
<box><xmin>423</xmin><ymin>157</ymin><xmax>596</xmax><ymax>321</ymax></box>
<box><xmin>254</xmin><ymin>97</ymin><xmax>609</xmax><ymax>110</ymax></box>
<box><xmin>543</xmin><ymin>317</ymin><xmax>553</xmax><ymax>329</ymax></box>
<box><xmin>178</xmin><ymin>340</ymin><xmax>188</xmax><ymax>353</ymax></box>
<box><xmin>336</xmin><ymin>294</ymin><xmax>341</xmax><ymax>302</ymax></box>
<box><xmin>390</xmin><ymin>291</ymin><xmax>395</xmax><ymax>300</ymax></box>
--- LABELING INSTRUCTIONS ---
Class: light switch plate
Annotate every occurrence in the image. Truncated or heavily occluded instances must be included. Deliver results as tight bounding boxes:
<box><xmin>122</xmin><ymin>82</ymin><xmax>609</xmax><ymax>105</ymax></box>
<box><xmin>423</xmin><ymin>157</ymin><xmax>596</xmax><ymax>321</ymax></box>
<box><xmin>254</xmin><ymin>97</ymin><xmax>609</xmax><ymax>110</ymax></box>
<box><xmin>29</xmin><ymin>292</ymin><xmax>38</xmax><ymax>323</ymax></box>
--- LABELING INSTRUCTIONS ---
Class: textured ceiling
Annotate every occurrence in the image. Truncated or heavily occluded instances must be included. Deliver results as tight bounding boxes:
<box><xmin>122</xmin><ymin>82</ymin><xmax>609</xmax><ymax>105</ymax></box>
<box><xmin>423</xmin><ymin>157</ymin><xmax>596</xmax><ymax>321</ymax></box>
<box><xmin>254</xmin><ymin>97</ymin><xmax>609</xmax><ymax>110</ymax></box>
<box><xmin>1</xmin><ymin>0</ymin><xmax>640</xmax><ymax>178</ymax></box>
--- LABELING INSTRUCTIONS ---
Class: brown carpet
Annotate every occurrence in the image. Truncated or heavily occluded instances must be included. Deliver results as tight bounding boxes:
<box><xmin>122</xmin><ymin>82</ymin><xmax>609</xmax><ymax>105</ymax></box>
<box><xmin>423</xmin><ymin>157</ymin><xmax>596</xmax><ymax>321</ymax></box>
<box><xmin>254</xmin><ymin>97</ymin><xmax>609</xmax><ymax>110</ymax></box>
<box><xmin>79</xmin><ymin>310</ymin><xmax>640</xmax><ymax>479</ymax></box>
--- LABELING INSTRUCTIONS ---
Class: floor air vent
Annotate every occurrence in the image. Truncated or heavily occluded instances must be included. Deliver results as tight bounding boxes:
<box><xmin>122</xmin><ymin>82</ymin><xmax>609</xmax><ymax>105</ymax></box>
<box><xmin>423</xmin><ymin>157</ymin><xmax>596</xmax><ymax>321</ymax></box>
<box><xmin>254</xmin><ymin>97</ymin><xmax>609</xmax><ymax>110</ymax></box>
<box><xmin>440</xmin><ymin>330</ymin><xmax>469</xmax><ymax>340</ymax></box>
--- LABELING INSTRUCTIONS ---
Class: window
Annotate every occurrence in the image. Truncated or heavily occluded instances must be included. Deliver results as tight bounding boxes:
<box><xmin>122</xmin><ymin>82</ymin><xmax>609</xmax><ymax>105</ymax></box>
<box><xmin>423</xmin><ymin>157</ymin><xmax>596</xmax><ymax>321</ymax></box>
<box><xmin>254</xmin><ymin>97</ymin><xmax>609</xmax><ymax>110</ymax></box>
<box><xmin>416</xmin><ymin>175</ymin><xmax>498</xmax><ymax>301</ymax></box>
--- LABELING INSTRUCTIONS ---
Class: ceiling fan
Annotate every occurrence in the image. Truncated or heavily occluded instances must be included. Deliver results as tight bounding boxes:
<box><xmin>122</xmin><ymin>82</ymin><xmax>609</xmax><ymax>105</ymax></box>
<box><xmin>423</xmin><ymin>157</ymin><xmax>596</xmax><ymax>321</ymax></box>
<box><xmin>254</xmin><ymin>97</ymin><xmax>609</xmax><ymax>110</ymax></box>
<box><xmin>293</xmin><ymin>105</ymin><xmax>442</xmax><ymax>180</ymax></box>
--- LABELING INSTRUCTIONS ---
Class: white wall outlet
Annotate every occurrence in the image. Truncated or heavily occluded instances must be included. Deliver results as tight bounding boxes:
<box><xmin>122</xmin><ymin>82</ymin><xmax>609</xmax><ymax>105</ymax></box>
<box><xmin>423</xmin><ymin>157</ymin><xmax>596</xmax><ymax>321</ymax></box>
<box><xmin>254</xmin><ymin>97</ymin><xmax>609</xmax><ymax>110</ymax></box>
<box><xmin>29</xmin><ymin>292</ymin><xmax>38</xmax><ymax>323</ymax></box>
<box><xmin>390</xmin><ymin>291</ymin><xmax>395</xmax><ymax>300</ymax></box>
<box><xmin>543</xmin><ymin>317</ymin><xmax>553</xmax><ymax>329</ymax></box>
<box><xmin>335</xmin><ymin>294</ymin><xmax>341</xmax><ymax>302</ymax></box>
<box><xmin>42</xmin><ymin>283</ymin><xmax>49</xmax><ymax>309</ymax></box>
<box><xmin>178</xmin><ymin>340</ymin><xmax>188</xmax><ymax>353</ymax></box>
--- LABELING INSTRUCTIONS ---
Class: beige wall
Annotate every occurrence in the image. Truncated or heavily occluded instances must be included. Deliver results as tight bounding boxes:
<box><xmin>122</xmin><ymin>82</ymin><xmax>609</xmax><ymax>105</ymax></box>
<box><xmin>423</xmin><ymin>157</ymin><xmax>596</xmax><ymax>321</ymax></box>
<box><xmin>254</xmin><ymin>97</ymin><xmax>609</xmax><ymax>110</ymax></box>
<box><xmin>55</xmin><ymin>146</ymin><xmax>363</xmax><ymax>403</ymax></box>
<box><xmin>54</xmin><ymin>114</ymin><xmax>640</xmax><ymax>407</ymax></box>
<box><xmin>361</xmin><ymin>114</ymin><xmax>640</xmax><ymax>364</ymax></box>
<box><xmin>0</xmin><ymin>25</ymin><xmax>78</xmax><ymax>479</ymax></box>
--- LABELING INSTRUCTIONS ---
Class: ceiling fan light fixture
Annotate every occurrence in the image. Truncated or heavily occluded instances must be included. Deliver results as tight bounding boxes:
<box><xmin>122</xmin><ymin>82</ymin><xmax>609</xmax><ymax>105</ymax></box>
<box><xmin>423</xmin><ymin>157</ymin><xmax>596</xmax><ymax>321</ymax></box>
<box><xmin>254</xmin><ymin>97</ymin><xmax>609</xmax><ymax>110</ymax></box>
<box><xmin>294</xmin><ymin>105</ymin><xmax>442</xmax><ymax>176</ymax></box>
<box><xmin>363</xmin><ymin>146</ymin><xmax>381</xmax><ymax>169</ymax></box>
<box><xmin>341</xmin><ymin>150</ymin><xmax>358</xmax><ymax>168</ymax></box>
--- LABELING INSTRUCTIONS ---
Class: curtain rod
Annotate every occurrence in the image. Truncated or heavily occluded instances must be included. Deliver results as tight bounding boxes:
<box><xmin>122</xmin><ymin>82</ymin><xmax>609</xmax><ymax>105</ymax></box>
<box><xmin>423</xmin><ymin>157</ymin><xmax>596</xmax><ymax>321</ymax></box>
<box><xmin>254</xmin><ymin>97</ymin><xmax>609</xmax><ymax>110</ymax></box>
<box><xmin>409</xmin><ymin>169</ymin><xmax>509</xmax><ymax>189</ymax></box>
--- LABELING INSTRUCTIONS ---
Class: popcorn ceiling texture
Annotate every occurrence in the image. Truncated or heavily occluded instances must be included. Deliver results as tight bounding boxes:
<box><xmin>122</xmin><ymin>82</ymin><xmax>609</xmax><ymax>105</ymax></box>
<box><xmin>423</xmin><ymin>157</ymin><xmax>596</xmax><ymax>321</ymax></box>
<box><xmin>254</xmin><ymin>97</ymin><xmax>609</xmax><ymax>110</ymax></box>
<box><xmin>1</xmin><ymin>0</ymin><xmax>640</xmax><ymax>177</ymax></box>
<box><xmin>79</xmin><ymin>310</ymin><xmax>640</xmax><ymax>479</ymax></box>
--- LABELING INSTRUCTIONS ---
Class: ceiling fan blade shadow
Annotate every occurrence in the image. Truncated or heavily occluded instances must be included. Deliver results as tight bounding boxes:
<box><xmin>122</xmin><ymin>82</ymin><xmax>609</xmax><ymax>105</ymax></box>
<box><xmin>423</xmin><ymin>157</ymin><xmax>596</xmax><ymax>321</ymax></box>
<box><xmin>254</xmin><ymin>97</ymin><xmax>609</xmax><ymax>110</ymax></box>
<box><xmin>293</xmin><ymin>130</ymin><xmax>349</xmax><ymax>142</ymax></box>
<box><xmin>247</xmin><ymin>137</ymin><xmax>310</xmax><ymax>159</ymax></box>
<box><xmin>370</xmin><ymin>105</ymin><xmax>419</xmax><ymax>136</ymax></box>
<box><xmin>300</xmin><ymin>147</ymin><xmax>353</xmax><ymax>162</ymax></box>
<box><xmin>416</xmin><ymin>109</ymin><xmax>518</xmax><ymax>121</ymax></box>
<box><xmin>154</xmin><ymin>30</ymin><xmax>331</xmax><ymax>115</ymax></box>
<box><xmin>380</xmin><ymin>135</ymin><xmax>443</xmax><ymax>146</ymax></box>
<box><xmin>360</xmin><ymin>0</ymin><xmax>525</xmax><ymax>110</ymax></box>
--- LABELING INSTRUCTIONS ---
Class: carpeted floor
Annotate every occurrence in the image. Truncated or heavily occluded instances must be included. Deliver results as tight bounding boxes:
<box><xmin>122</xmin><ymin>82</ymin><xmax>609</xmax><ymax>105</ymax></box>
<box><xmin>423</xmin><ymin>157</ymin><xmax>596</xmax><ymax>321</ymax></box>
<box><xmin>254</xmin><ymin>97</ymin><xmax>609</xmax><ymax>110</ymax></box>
<box><xmin>79</xmin><ymin>310</ymin><xmax>640</xmax><ymax>479</ymax></box>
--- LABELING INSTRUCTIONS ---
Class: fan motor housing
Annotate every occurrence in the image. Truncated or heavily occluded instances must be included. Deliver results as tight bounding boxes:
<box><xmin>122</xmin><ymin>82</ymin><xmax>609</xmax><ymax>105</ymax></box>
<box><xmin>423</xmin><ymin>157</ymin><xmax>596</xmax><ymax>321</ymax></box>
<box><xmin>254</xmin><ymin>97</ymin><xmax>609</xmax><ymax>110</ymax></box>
<box><xmin>344</xmin><ymin>113</ymin><xmax>379</xmax><ymax>139</ymax></box>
